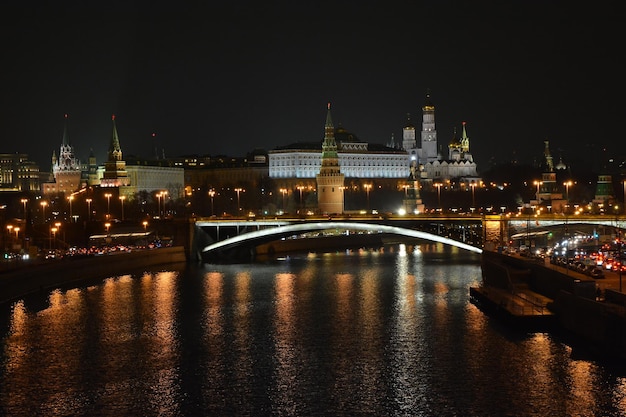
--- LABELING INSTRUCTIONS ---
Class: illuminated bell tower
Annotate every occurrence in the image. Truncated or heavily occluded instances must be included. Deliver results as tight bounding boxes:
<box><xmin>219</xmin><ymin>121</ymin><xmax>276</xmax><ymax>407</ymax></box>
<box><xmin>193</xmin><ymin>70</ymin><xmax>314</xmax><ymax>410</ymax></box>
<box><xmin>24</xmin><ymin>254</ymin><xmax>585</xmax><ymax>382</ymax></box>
<box><xmin>402</xmin><ymin>113</ymin><xmax>416</xmax><ymax>151</ymax></box>
<box><xmin>420</xmin><ymin>90</ymin><xmax>438</xmax><ymax>163</ymax></box>
<box><xmin>316</xmin><ymin>103</ymin><xmax>345</xmax><ymax>214</ymax></box>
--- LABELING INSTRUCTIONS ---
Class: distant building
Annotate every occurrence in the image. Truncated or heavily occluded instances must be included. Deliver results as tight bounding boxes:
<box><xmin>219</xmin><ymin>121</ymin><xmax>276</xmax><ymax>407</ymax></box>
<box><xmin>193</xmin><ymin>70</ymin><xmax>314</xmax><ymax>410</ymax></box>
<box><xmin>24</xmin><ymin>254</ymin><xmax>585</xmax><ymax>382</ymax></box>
<box><xmin>0</xmin><ymin>153</ymin><xmax>40</xmax><ymax>192</ymax></box>
<box><xmin>406</xmin><ymin>92</ymin><xmax>479</xmax><ymax>186</ymax></box>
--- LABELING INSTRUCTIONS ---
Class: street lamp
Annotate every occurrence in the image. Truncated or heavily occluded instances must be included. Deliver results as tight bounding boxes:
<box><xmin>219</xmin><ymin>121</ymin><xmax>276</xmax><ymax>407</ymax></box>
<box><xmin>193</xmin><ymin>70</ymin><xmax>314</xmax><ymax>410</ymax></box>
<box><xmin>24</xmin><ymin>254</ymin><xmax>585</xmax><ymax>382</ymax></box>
<box><xmin>208</xmin><ymin>189</ymin><xmax>215</xmax><ymax>216</ymax></box>
<box><xmin>20</xmin><ymin>198</ymin><xmax>28</xmax><ymax>219</ymax></box>
<box><xmin>143</xmin><ymin>220</ymin><xmax>148</xmax><ymax>232</ymax></box>
<box><xmin>104</xmin><ymin>222</ymin><xmax>111</xmax><ymax>234</ymax></box>
<box><xmin>434</xmin><ymin>182</ymin><xmax>443</xmax><ymax>211</ymax></box>
<box><xmin>67</xmin><ymin>195</ymin><xmax>74</xmax><ymax>221</ymax></box>
<box><xmin>119</xmin><ymin>195</ymin><xmax>126</xmax><ymax>221</ymax></box>
<box><xmin>86</xmin><ymin>198</ymin><xmax>92</xmax><ymax>221</ymax></box>
<box><xmin>296</xmin><ymin>185</ymin><xmax>305</xmax><ymax>210</ymax></box>
<box><xmin>470</xmin><ymin>182</ymin><xmax>477</xmax><ymax>209</ymax></box>
<box><xmin>156</xmin><ymin>192</ymin><xmax>163</xmax><ymax>217</ymax></box>
<box><xmin>51</xmin><ymin>227</ymin><xmax>58</xmax><ymax>250</ymax></box>
<box><xmin>40</xmin><ymin>200</ymin><xmax>48</xmax><ymax>224</ymax></box>
<box><xmin>104</xmin><ymin>193</ymin><xmax>112</xmax><ymax>219</ymax></box>
<box><xmin>234</xmin><ymin>188</ymin><xmax>244</xmax><ymax>213</ymax></box>
<box><xmin>364</xmin><ymin>184</ymin><xmax>372</xmax><ymax>211</ymax></box>
<box><xmin>563</xmin><ymin>181</ymin><xmax>573</xmax><ymax>213</ymax></box>
<box><xmin>279</xmin><ymin>188</ymin><xmax>287</xmax><ymax>212</ymax></box>
<box><xmin>533</xmin><ymin>180</ymin><xmax>543</xmax><ymax>201</ymax></box>
<box><xmin>6</xmin><ymin>225</ymin><xmax>13</xmax><ymax>250</ymax></box>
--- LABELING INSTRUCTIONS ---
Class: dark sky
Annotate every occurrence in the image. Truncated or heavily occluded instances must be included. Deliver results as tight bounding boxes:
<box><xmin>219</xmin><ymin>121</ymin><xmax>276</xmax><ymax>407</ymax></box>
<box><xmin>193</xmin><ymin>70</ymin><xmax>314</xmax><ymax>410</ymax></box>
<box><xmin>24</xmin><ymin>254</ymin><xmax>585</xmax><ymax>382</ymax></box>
<box><xmin>1</xmin><ymin>1</ymin><xmax>622</xmax><ymax>172</ymax></box>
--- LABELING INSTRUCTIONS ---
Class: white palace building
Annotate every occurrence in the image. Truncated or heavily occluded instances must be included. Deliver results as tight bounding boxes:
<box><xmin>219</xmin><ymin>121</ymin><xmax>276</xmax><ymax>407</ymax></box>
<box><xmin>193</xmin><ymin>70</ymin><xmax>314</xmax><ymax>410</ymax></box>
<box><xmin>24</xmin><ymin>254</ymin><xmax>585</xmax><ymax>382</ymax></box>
<box><xmin>269</xmin><ymin>92</ymin><xmax>479</xmax><ymax>185</ymax></box>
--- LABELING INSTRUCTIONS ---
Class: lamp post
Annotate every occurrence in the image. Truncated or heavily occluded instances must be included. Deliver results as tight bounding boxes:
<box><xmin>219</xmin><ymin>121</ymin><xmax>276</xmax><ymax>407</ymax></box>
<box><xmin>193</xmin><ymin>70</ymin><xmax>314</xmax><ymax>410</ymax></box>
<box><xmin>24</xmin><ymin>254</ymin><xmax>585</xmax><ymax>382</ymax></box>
<box><xmin>104</xmin><ymin>222</ymin><xmax>111</xmax><ymax>235</ymax></box>
<box><xmin>161</xmin><ymin>191</ymin><xmax>168</xmax><ymax>217</ymax></box>
<box><xmin>563</xmin><ymin>181</ymin><xmax>573</xmax><ymax>211</ymax></box>
<box><xmin>470</xmin><ymin>182</ymin><xmax>477</xmax><ymax>209</ymax></box>
<box><xmin>279</xmin><ymin>188</ymin><xmax>287</xmax><ymax>212</ymax></box>
<box><xmin>40</xmin><ymin>200</ymin><xmax>48</xmax><ymax>224</ymax></box>
<box><xmin>51</xmin><ymin>227</ymin><xmax>57</xmax><ymax>250</ymax></box>
<box><xmin>623</xmin><ymin>179</ymin><xmax>626</xmax><ymax>215</ymax></box>
<box><xmin>119</xmin><ymin>195</ymin><xmax>126</xmax><ymax>221</ymax></box>
<box><xmin>143</xmin><ymin>220</ymin><xmax>148</xmax><ymax>232</ymax></box>
<box><xmin>297</xmin><ymin>185</ymin><xmax>305</xmax><ymax>210</ymax></box>
<box><xmin>67</xmin><ymin>195</ymin><xmax>74</xmax><ymax>222</ymax></box>
<box><xmin>234</xmin><ymin>188</ymin><xmax>243</xmax><ymax>214</ymax></box>
<box><xmin>208</xmin><ymin>189</ymin><xmax>215</xmax><ymax>216</ymax></box>
<box><xmin>20</xmin><ymin>198</ymin><xmax>28</xmax><ymax>219</ymax></box>
<box><xmin>434</xmin><ymin>182</ymin><xmax>442</xmax><ymax>211</ymax></box>
<box><xmin>6</xmin><ymin>225</ymin><xmax>13</xmax><ymax>250</ymax></box>
<box><xmin>86</xmin><ymin>198</ymin><xmax>92</xmax><ymax>221</ymax></box>
<box><xmin>533</xmin><ymin>180</ymin><xmax>543</xmax><ymax>201</ymax></box>
<box><xmin>156</xmin><ymin>192</ymin><xmax>162</xmax><ymax>217</ymax></box>
<box><xmin>104</xmin><ymin>193</ymin><xmax>112</xmax><ymax>219</ymax></box>
<box><xmin>364</xmin><ymin>184</ymin><xmax>372</xmax><ymax>212</ymax></box>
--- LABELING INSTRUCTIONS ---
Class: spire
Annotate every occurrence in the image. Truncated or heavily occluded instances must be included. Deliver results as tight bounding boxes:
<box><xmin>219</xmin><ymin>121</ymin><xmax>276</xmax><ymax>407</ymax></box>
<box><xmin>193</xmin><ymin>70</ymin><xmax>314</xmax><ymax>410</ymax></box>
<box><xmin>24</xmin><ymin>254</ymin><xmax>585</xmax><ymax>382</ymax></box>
<box><xmin>460</xmin><ymin>121</ymin><xmax>470</xmax><ymax>153</ymax></box>
<box><xmin>325</xmin><ymin>102</ymin><xmax>333</xmax><ymax>131</ymax></box>
<box><xmin>424</xmin><ymin>89</ymin><xmax>433</xmax><ymax>108</ymax></box>
<box><xmin>108</xmin><ymin>114</ymin><xmax>122</xmax><ymax>161</ymax></box>
<box><xmin>61</xmin><ymin>113</ymin><xmax>70</xmax><ymax>146</ymax></box>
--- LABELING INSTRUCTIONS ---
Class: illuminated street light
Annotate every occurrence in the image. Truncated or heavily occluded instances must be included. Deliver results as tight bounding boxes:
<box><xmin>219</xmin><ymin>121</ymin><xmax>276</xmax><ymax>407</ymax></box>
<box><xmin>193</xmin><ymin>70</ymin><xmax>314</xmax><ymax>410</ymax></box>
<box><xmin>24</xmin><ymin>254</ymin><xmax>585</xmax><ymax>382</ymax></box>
<box><xmin>434</xmin><ymin>182</ymin><xmax>443</xmax><ymax>211</ymax></box>
<box><xmin>364</xmin><ymin>183</ymin><xmax>372</xmax><ymax>211</ymax></box>
<box><xmin>104</xmin><ymin>222</ymin><xmax>111</xmax><ymax>234</ymax></box>
<box><xmin>67</xmin><ymin>195</ymin><xmax>74</xmax><ymax>221</ymax></box>
<box><xmin>20</xmin><ymin>198</ymin><xmax>28</xmax><ymax>219</ymax></box>
<box><xmin>40</xmin><ymin>200</ymin><xmax>48</xmax><ymax>224</ymax></box>
<box><xmin>143</xmin><ymin>220</ymin><xmax>148</xmax><ymax>231</ymax></box>
<box><xmin>234</xmin><ymin>188</ymin><xmax>244</xmax><ymax>213</ymax></box>
<box><xmin>208</xmin><ymin>189</ymin><xmax>215</xmax><ymax>216</ymax></box>
<box><xmin>533</xmin><ymin>180</ymin><xmax>543</xmax><ymax>201</ymax></box>
<box><xmin>104</xmin><ymin>193</ymin><xmax>112</xmax><ymax>219</ymax></box>
<box><xmin>296</xmin><ymin>185</ymin><xmax>305</xmax><ymax>210</ymax></box>
<box><xmin>51</xmin><ymin>227</ymin><xmax>58</xmax><ymax>250</ymax></box>
<box><xmin>119</xmin><ymin>195</ymin><xmax>126</xmax><ymax>221</ymax></box>
<box><xmin>279</xmin><ymin>188</ymin><xmax>287</xmax><ymax>212</ymax></box>
<box><xmin>86</xmin><ymin>198</ymin><xmax>92</xmax><ymax>221</ymax></box>
<box><xmin>156</xmin><ymin>192</ymin><xmax>163</xmax><ymax>217</ymax></box>
<box><xmin>563</xmin><ymin>181</ymin><xmax>573</xmax><ymax>212</ymax></box>
<box><xmin>470</xmin><ymin>182</ymin><xmax>477</xmax><ymax>208</ymax></box>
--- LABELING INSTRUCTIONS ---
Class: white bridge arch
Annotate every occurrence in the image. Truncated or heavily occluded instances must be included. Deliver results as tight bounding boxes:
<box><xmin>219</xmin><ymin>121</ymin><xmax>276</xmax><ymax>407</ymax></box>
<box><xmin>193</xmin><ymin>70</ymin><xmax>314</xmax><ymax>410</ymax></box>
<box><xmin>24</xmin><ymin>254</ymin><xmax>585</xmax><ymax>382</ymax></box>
<box><xmin>201</xmin><ymin>221</ymin><xmax>483</xmax><ymax>254</ymax></box>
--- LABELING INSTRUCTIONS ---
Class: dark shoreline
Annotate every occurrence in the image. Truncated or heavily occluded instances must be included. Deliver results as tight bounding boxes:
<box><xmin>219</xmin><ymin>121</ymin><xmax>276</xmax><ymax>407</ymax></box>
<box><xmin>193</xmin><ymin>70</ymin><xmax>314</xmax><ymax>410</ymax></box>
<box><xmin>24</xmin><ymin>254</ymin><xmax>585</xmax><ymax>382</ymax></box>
<box><xmin>0</xmin><ymin>246</ymin><xmax>188</xmax><ymax>305</ymax></box>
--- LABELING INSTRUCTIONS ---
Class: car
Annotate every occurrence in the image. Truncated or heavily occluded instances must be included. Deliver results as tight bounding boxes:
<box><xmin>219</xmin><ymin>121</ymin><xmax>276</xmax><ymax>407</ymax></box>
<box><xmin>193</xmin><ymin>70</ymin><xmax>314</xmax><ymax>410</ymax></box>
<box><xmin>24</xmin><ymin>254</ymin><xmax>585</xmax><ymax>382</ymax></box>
<box><xmin>590</xmin><ymin>267</ymin><xmax>605</xmax><ymax>279</ymax></box>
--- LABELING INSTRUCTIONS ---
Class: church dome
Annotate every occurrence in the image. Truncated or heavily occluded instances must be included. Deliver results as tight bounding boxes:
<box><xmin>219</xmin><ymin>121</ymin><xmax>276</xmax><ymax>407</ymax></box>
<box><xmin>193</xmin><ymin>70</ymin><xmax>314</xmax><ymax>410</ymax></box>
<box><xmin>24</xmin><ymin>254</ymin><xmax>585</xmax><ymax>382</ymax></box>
<box><xmin>555</xmin><ymin>157</ymin><xmax>566</xmax><ymax>170</ymax></box>
<box><xmin>335</xmin><ymin>124</ymin><xmax>359</xmax><ymax>142</ymax></box>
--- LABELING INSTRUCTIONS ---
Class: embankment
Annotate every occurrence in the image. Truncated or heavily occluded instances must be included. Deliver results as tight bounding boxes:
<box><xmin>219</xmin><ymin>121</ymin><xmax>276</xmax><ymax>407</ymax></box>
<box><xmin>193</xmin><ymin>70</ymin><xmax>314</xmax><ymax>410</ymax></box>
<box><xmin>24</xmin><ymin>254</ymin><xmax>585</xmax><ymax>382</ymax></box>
<box><xmin>0</xmin><ymin>246</ymin><xmax>187</xmax><ymax>305</ymax></box>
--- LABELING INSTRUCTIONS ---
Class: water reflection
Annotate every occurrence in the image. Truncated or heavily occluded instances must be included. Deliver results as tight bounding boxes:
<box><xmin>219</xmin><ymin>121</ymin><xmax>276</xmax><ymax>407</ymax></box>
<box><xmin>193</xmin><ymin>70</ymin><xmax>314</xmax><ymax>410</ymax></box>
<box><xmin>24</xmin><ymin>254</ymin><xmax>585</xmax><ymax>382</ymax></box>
<box><xmin>2</xmin><ymin>247</ymin><xmax>626</xmax><ymax>416</ymax></box>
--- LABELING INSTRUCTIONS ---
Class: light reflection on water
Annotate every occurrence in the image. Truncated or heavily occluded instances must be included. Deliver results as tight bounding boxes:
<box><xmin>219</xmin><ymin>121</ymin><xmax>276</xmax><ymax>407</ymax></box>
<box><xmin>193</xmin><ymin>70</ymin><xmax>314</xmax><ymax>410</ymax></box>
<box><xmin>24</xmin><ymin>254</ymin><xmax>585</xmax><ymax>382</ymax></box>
<box><xmin>1</xmin><ymin>244</ymin><xmax>626</xmax><ymax>416</ymax></box>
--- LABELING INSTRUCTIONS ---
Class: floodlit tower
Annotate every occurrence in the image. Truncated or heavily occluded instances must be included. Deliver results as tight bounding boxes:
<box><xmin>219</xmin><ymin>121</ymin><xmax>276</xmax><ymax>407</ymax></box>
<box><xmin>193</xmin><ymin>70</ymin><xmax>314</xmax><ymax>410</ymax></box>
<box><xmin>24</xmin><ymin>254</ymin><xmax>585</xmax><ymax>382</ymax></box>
<box><xmin>101</xmin><ymin>114</ymin><xmax>130</xmax><ymax>188</ymax></box>
<box><xmin>421</xmin><ymin>90</ymin><xmax>438</xmax><ymax>162</ymax></box>
<box><xmin>316</xmin><ymin>102</ymin><xmax>345</xmax><ymax>214</ymax></box>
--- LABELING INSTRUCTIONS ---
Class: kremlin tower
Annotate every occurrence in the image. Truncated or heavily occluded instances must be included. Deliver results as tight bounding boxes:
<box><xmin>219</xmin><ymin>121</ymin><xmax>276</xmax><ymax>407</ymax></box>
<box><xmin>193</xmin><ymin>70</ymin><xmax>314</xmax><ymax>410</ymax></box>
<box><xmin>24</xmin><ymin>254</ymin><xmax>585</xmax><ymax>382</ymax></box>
<box><xmin>316</xmin><ymin>103</ymin><xmax>345</xmax><ymax>214</ymax></box>
<box><xmin>100</xmin><ymin>114</ymin><xmax>130</xmax><ymax>188</ymax></box>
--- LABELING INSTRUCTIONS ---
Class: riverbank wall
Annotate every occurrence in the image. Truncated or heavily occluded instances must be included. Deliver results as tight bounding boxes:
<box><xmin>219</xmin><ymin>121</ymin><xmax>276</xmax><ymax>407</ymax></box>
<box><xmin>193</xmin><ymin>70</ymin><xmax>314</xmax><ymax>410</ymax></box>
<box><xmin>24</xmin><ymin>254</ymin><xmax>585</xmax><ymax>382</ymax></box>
<box><xmin>0</xmin><ymin>246</ymin><xmax>187</xmax><ymax>305</ymax></box>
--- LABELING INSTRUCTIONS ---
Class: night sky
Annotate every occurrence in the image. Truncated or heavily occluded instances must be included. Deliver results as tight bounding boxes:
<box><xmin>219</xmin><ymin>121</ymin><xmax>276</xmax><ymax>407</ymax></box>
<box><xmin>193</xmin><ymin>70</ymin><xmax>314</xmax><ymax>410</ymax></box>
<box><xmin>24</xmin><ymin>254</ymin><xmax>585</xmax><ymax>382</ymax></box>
<box><xmin>1</xmin><ymin>1</ymin><xmax>622</xmax><ymax>172</ymax></box>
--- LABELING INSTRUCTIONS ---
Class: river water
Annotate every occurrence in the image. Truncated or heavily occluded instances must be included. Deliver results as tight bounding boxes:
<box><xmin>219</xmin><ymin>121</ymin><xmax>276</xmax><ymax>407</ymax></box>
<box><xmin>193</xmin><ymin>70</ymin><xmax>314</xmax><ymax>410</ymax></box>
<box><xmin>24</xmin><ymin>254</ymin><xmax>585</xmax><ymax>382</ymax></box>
<box><xmin>1</xmin><ymin>243</ymin><xmax>626</xmax><ymax>416</ymax></box>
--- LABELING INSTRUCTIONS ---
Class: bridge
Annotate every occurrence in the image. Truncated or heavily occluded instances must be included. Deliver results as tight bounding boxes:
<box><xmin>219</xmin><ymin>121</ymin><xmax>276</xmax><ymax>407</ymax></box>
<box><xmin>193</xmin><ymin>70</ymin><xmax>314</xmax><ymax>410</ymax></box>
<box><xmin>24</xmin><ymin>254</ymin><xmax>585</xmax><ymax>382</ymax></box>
<box><xmin>192</xmin><ymin>214</ymin><xmax>626</xmax><ymax>262</ymax></box>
